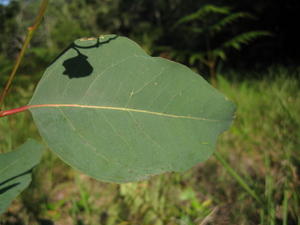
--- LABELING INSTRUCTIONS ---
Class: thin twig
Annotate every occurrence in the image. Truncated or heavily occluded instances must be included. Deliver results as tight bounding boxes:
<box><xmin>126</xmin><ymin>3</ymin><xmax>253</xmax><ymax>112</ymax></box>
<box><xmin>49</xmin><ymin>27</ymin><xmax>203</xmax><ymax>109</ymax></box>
<box><xmin>0</xmin><ymin>0</ymin><xmax>49</xmax><ymax>111</ymax></box>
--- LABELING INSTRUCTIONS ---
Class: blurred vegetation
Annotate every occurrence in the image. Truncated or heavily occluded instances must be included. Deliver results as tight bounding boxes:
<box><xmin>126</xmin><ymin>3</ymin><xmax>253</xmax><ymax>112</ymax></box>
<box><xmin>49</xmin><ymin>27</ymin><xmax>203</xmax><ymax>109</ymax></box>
<box><xmin>172</xmin><ymin>4</ymin><xmax>270</xmax><ymax>86</ymax></box>
<box><xmin>0</xmin><ymin>0</ymin><xmax>299</xmax><ymax>84</ymax></box>
<box><xmin>0</xmin><ymin>0</ymin><xmax>299</xmax><ymax>224</ymax></box>
<box><xmin>1</xmin><ymin>68</ymin><xmax>299</xmax><ymax>225</ymax></box>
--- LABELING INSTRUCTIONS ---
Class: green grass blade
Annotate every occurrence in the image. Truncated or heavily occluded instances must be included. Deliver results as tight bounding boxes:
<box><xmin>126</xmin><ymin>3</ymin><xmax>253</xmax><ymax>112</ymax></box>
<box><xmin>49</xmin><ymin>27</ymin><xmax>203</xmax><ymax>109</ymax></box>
<box><xmin>214</xmin><ymin>151</ymin><xmax>263</xmax><ymax>205</ymax></box>
<box><xmin>282</xmin><ymin>181</ymin><xmax>289</xmax><ymax>225</ymax></box>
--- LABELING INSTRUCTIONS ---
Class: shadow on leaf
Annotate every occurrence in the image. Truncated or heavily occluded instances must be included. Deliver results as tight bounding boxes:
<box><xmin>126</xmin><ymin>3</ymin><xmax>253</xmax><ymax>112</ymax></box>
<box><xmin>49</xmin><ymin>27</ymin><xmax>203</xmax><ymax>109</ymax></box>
<box><xmin>50</xmin><ymin>35</ymin><xmax>118</xmax><ymax>79</ymax></box>
<box><xmin>62</xmin><ymin>52</ymin><xmax>93</xmax><ymax>78</ymax></box>
<box><xmin>0</xmin><ymin>169</ymin><xmax>32</xmax><ymax>198</ymax></box>
<box><xmin>0</xmin><ymin>183</ymin><xmax>20</xmax><ymax>195</ymax></box>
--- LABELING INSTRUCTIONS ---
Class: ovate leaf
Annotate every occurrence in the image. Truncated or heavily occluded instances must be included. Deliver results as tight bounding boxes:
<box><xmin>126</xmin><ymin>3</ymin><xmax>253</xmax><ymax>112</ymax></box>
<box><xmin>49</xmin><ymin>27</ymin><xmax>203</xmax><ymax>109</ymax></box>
<box><xmin>0</xmin><ymin>139</ymin><xmax>44</xmax><ymax>215</ymax></box>
<box><xmin>29</xmin><ymin>35</ymin><xmax>235</xmax><ymax>183</ymax></box>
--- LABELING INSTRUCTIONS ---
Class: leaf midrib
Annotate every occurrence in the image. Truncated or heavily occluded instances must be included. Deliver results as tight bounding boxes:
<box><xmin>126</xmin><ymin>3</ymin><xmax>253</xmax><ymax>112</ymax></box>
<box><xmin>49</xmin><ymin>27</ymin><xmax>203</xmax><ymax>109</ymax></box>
<box><xmin>28</xmin><ymin>104</ymin><xmax>225</xmax><ymax>122</ymax></box>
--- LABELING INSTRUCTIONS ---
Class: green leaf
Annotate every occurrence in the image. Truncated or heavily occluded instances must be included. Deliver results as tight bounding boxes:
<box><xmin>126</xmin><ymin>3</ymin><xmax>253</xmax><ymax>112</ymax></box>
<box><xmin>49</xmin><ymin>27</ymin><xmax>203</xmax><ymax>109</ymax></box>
<box><xmin>211</xmin><ymin>49</ymin><xmax>227</xmax><ymax>61</ymax></box>
<box><xmin>209</xmin><ymin>12</ymin><xmax>253</xmax><ymax>34</ymax></box>
<box><xmin>0</xmin><ymin>117</ymin><xmax>12</xmax><ymax>152</ymax></box>
<box><xmin>189</xmin><ymin>53</ymin><xmax>207</xmax><ymax>65</ymax></box>
<box><xmin>175</xmin><ymin>5</ymin><xmax>230</xmax><ymax>26</ymax></box>
<box><xmin>223</xmin><ymin>31</ymin><xmax>271</xmax><ymax>50</ymax></box>
<box><xmin>29</xmin><ymin>35</ymin><xmax>235</xmax><ymax>183</ymax></box>
<box><xmin>0</xmin><ymin>139</ymin><xmax>44</xmax><ymax>215</ymax></box>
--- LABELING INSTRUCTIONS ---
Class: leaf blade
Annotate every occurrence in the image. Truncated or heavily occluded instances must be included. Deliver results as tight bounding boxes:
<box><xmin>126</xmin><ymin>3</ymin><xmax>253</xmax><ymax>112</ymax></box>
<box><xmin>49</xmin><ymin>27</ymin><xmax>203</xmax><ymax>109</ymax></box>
<box><xmin>29</xmin><ymin>35</ymin><xmax>235</xmax><ymax>183</ymax></box>
<box><xmin>0</xmin><ymin>139</ymin><xmax>44</xmax><ymax>215</ymax></box>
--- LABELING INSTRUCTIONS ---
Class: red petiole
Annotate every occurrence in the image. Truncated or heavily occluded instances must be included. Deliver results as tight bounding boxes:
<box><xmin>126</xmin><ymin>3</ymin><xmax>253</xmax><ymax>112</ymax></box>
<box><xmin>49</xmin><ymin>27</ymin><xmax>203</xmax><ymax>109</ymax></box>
<box><xmin>0</xmin><ymin>105</ymin><xmax>32</xmax><ymax>117</ymax></box>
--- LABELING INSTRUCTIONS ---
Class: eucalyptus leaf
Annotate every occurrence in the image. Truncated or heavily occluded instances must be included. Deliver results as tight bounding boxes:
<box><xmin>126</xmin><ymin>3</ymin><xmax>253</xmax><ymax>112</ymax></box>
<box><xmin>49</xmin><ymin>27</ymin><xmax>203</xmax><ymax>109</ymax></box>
<box><xmin>29</xmin><ymin>35</ymin><xmax>235</xmax><ymax>182</ymax></box>
<box><xmin>0</xmin><ymin>139</ymin><xmax>44</xmax><ymax>215</ymax></box>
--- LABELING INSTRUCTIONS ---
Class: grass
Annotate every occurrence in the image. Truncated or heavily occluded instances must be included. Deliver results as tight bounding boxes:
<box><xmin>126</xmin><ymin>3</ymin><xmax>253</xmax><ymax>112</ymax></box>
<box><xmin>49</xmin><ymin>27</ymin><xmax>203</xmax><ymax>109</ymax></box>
<box><xmin>0</xmin><ymin>66</ymin><xmax>299</xmax><ymax>225</ymax></box>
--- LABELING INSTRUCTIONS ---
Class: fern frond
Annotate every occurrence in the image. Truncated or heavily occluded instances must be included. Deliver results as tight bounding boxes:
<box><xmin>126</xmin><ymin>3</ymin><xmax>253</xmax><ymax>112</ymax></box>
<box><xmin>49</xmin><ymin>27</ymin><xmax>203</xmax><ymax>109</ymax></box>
<box><xmin>175</xmin><ymin>4</ymin><xmax>230</xmax><ymax>26</ymax></box>
<box><xmin>199</xmin><ymin>4</ymin><xmax>231</xmax><ymax>15</ymax></box>
<box><xmin>210</xmin><ymin>12</ymin><xmax>253</xmax><ymax>33</ymax></box>
<box><xmin>189</xmin><ymin>27</ymin><xmax>205</xmax><ymax>33</ymax></box>
<box><xmin>189</xmin><ymin>53</ymin><xmax>207</xmax><ymax>65</ymax></box>
<box><xmin>211</xmin><ymin>49</ymin><xmax>227</xmax><ymax>60</ymax></box>
<box><xmin>222</xmin><ymin>31</ymin><xmax>271</xmax><ymax>50</ymax></box>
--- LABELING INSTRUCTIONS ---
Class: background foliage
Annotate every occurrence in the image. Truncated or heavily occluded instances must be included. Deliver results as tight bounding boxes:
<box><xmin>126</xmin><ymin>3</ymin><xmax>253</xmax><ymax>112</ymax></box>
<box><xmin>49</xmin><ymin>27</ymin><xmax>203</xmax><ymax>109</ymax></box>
<box><xmin>0</xmin><ymin>0</ymin><xmax>299</xmax><ymax>81</ymax></box>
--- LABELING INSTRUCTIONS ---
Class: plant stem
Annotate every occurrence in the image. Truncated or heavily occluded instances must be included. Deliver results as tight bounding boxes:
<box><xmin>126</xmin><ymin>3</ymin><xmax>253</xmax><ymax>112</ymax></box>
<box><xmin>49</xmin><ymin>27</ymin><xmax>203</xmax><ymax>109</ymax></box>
<box><xmin>264</xmin><ymin>151</ymin><xmax>276</xmax><ymax>225</ymax></box>
<box><xmin>214</xmin><ymin>151</ymin><xmax>264</xmax><ymax>205</ymax></box>
<box><xmin>0</xmin><ymin>105</ymin><xmax>31</xmax><ymax>117</ymax></box>
<box><xmin>208</xmin><ymin>61</ymin><xmax>217</xmax><ymax>87</ymax></box>
<box><xmin>1</xmin><ymin>103</ymin><xmax>213</xmax><ymax>120</ymax></box>
<box><xmin>0</xmin><ymin>0</ymin><xmax>49</xmax><ymax>111</ymax></box>
<box><xmin>282</xmin><ymin>180</ymin><xmax>289</xmax><ymax>225</ymax></box>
